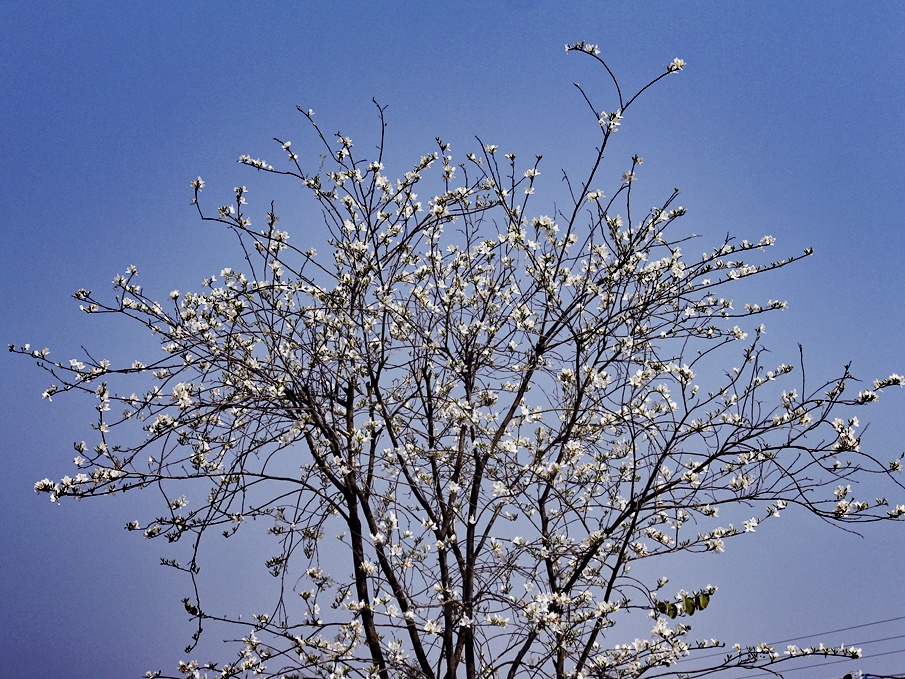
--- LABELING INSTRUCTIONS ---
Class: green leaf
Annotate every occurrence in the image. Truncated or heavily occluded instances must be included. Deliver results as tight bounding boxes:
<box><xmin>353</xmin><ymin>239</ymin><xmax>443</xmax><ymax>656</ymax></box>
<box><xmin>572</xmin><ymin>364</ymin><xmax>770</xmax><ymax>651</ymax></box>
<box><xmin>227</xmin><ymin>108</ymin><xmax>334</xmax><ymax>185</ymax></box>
<box><xmin>683</xmin><ymin>596</ymin><xmax>696</xmax><ymax>615</ymax></box>
<box><xmin>696</xmin><ymin>592</ymin><xmax>710</xmax><ymax>610</ymax></box>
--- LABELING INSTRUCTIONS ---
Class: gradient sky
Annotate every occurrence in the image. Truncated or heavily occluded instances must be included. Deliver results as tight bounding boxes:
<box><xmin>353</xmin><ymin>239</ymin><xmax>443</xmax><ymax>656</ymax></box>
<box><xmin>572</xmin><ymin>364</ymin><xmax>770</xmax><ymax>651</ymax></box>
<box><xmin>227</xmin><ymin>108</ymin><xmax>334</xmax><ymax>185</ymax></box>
<box><xmin>2</xmin><ymin>3</ymin><xmax>904</xmax><ymax>678</ymax></box>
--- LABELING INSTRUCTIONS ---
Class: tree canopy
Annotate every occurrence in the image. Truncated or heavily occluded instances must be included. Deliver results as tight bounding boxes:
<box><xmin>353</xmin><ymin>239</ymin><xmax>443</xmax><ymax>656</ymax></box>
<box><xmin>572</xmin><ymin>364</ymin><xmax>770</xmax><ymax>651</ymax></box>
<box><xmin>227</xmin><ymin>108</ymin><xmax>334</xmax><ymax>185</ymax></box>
<box><xmin>14</xmin><ymin>43</ymin><xmax>904</xmax><ymax>679</ymax></box>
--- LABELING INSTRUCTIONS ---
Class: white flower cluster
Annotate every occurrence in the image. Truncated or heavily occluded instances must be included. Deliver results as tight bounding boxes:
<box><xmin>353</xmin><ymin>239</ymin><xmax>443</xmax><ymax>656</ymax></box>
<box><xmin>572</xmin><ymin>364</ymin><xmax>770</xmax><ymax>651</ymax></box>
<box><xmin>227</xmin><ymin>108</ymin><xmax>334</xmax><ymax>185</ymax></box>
<box><xmin>599</xmin><ymin>110</ymin><xmax>623</xmax><ymax>132</ymax></box>
<box><xmin>238</xmin><ymin>154</ymin><xmax>273</xmax><ymax>170</ymax></box>
<box><xmin>565</xmin><ymin>41</ymin><xmax>601</xmax><ymax>55</ymax></box>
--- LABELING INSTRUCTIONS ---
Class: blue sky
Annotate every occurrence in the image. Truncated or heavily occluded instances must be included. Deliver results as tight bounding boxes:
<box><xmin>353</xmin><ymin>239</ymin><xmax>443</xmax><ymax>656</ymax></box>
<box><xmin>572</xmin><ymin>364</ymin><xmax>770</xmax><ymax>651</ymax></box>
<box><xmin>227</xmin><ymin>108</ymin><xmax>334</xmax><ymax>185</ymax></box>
<box><xmin>2</xmin><ymin>3</ymin><xmax>904</xmax><ymax>678</ymax></box>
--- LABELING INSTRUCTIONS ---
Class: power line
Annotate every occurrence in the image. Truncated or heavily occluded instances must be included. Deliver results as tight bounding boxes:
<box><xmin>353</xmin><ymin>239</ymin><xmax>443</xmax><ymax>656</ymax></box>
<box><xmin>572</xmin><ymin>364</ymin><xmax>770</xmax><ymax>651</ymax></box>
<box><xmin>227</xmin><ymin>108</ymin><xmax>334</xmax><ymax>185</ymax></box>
<box><xmin>859</xmin><ymin>646</ymin><xmax>905</xmax><ymax>661</ymax></box>
<box><xmin>849</xmin><ymin>633</ymin><xmax>905</xmax><ymax>648</ymax></box>
<box><xmin>707</xmin><ymin>646</ymin><xmax>905</xmax><ymax>679</ymax></box>
<box><xmin>673</xmin><ymin>615</ymin><xmax>905</xmax><ymax>664</ymax></box>
<box><xmin>768</xmin><ymin>616</ymin><xmax>905</xmax><ymax>647</ymax></box>
<box><xmin>742</xmin><ymin>646</ymin><xmax>905</xmax><ymax>678</ymax></box>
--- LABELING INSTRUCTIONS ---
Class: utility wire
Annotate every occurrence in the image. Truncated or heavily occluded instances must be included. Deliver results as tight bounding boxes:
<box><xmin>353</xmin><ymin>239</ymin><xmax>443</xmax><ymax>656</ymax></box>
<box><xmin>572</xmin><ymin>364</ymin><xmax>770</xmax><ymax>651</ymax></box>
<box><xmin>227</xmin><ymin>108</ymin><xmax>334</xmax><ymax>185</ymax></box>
<box><xmin>700</xmin><ymin>648</ymin><xmax>905</xmax><ymax>679</ymax></box>
<box><xmin>767</xmin><ymin>615</ymin><xmax>905</xmax><ymax>648</ymax></box>
<box><xmin>774</xmin><ymin>645</ymin><xmax>905</xmax><ymax>673</ymax></box>
<box><xmin>733</xmin><ymin>646</ymin><xmax>905</xmax><ymax>679</ymax></box>
<box><xmin>673</xmin><ymin>614</ymin><xmax>905</xmax><ymax>664</ymax></box>
<box><xmin>848</xmin><ymin>633</ymin><xmax>905</xmax><ymax>648</ymax></box>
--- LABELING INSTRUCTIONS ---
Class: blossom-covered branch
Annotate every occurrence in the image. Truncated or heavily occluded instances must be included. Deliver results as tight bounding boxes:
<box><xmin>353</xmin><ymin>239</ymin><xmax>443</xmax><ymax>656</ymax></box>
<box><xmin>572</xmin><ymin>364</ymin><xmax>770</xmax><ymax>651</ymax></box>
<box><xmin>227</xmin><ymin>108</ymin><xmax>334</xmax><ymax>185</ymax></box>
<box><xmin>14</xmin><ymin>44</ymin><xmax>904</xmax><ymax>679</ymax></box>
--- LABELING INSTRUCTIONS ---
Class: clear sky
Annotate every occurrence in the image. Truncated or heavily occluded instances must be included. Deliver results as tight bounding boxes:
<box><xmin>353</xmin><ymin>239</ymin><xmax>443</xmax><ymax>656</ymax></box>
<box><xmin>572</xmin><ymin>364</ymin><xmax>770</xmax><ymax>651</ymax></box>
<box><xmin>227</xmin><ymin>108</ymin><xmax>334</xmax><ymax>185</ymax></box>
<box><xmin>2</xmin><ymin>3</ymin><xmax>903</xmax><ymax>678</ymax></box>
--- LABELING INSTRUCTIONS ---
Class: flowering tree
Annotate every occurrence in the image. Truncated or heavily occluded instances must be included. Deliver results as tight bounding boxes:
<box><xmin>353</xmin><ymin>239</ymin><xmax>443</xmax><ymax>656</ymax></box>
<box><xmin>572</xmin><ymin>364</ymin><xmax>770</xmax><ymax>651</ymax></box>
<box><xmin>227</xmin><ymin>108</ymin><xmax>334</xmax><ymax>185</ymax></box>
<box><xmin>15</xmin><ymin>44</ymin><xmax>905</xmax><ymax>679</ymax></box>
